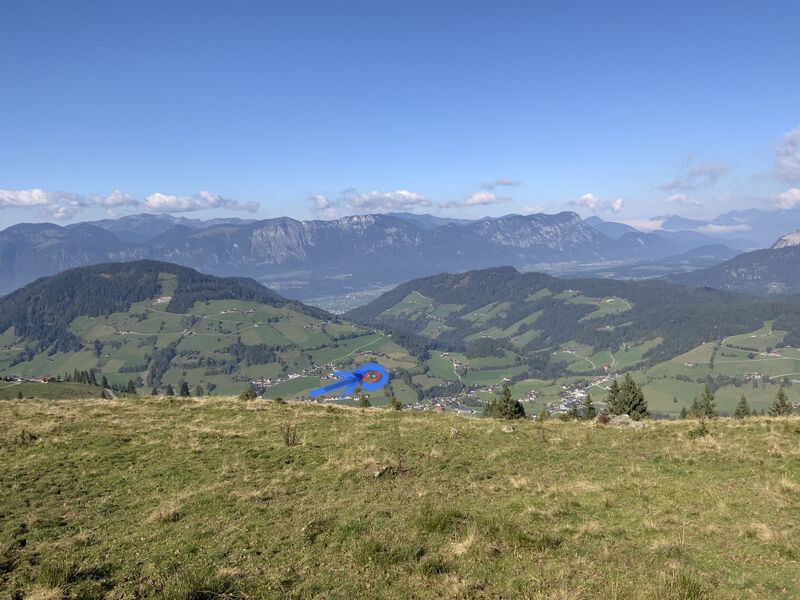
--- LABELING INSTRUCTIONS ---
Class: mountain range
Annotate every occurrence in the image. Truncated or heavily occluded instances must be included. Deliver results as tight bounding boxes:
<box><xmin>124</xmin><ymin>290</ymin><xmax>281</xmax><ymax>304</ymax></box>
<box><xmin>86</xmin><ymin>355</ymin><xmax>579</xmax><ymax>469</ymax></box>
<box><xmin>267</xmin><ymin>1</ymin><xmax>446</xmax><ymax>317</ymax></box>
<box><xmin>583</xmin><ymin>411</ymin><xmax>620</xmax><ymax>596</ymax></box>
<box><xmin>1</xmin><ymin>209</ymin><xmax>770</xmax><ymax>302</ymax></box>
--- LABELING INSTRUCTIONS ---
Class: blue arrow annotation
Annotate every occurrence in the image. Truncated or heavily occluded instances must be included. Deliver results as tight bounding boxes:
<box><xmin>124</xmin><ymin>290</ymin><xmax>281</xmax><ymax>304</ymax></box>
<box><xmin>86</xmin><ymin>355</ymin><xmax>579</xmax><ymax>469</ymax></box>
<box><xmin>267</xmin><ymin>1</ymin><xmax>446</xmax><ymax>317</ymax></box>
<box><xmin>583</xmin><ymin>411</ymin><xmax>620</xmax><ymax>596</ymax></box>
<box><xmin>309</xmin><ymin>363</ymin><xmax>390</xmax><ymax>399</ymax></box>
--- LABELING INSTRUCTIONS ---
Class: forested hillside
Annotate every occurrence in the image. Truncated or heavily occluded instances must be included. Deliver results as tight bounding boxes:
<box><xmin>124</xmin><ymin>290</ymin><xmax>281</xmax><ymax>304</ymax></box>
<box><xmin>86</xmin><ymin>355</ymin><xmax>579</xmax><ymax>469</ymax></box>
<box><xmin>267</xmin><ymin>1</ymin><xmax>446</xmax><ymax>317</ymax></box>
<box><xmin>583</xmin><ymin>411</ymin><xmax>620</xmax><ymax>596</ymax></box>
<box><xmin>0</xmin><ymin>261</ymin><xmax>295</xmax><ymax>353</ymax></box>
<box><xmin>348</xmin><ymin>266</ymin><xmax>800</xmax><ymax>367</ymax></box>
<box><xmin>668</xmin><ymin>245</ymin><xmax>800</xmax><ymax>296</ymax></box>
<box><xmin>0</xmin><ymin>261</ymin><xmax>410</xmax><ymax>398</ymax></box>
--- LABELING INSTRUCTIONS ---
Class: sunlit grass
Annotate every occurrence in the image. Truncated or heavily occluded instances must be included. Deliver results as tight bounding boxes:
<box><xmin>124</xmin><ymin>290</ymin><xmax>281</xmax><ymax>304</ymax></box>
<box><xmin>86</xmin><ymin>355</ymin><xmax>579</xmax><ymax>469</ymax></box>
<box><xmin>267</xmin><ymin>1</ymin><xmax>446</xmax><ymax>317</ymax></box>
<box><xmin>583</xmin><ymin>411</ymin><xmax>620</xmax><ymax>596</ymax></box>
<box><xmin>1</xmin><ymin>397</ymin><xmax>798</xmax><ymax>599</ymax></box>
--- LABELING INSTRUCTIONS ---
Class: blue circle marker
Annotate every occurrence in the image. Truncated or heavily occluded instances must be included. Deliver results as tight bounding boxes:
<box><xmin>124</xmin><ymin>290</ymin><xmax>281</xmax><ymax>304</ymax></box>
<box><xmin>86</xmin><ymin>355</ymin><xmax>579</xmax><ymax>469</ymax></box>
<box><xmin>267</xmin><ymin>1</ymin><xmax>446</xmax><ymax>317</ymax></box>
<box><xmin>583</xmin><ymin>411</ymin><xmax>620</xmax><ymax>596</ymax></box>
<box><xmin>309</xmin><ymin>362</ymin><xmax>390</xmax><ymax>399</ymax></box>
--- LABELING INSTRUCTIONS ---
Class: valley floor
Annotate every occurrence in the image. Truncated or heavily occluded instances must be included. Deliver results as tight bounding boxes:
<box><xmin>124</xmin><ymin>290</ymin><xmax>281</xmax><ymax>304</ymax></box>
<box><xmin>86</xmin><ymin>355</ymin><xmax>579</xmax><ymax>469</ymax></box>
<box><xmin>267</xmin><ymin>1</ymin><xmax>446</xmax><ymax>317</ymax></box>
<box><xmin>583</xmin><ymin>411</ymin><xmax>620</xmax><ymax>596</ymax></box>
<box><xmin>1</xmin><ymin>397</ymin><xmax>799</xmax><ymax>599</ymax></box>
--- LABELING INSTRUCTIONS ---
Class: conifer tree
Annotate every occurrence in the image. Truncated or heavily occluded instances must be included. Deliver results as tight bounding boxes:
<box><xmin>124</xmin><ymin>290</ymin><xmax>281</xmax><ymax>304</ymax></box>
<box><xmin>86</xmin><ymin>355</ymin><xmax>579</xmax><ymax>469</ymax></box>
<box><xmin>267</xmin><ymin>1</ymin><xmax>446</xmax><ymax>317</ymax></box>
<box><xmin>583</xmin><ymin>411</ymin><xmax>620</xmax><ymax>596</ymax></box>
<box><xmin>101</xmin><ymin>375</ymin><xmax>109</xmax><ymax>389</ymax></box>
<box><xmin>690</xmin><ymin>397</ymin><xmax>700</xmax><ymax>418</ymax></box>
<box><xmin>357</xmin><ymin>396</ymin><xmax>371</xmax><ymax>408</ymax></box>
<box><xmin>150</xmin><ymin>387</ymin><xmax>159</xmax><ymax>396</ymax></box>
<box><xmin>605</xmin><ymin>379</ymin><xmax>621</xmax><ymax>414</ymax></box>
<box><xmin>697</xmin><ymin>383</ymin><xmax>718</xmax><ymax>418</ymax></box>
<box><xmin>165</xmin><ymin>384</ymin><xmax>175</xmax><ymax>396</ymax></box>
<box><xmin>679</xmin><ymin>406</ymin><xmax>688</xmax><ymax>419</ymax></box>
<box><xmin>179</xmin><ymin>381</ymin><xmax>190</xmax><ymax>397</ymax></box>
<box><xmin>581</xmin><ymin>392</ymin><xmax>596</xmax><ymax>420</ymax></box>
<box><xmin>125</xmin><ymin>379</ymin><xmax>136</xmax><ymax>394</ymax></box>
<box><xmin>734</xmin><ymin>394</ymin><xmax>750</xmax><ymax>418</ymax></box>
<box><xmin>610</xmin><ymin>373</ymin><xmax>649</xmax><ymax>420</ymax></box>
<box><xmin>769</xmin><ymin>386</ymin><xmax>791</xmax><ymax>416</ymax></box>
<box><xmin>194</xmin><ymin>384</ymin><xmax>204</xmax><ymax>397</ymax></box>
<box><xmin>388</xmin><ymin>396</ymin><xmax>402</xmax><ymax>410</ymax></box>
<box><xmin>17</xmin><ymin>390</ymin><xmax>23</xmax><ymax>399</ymax></box>
<box><xmin>483</xmin><ymin>385</ymin><xmax>526</xmax><ymax>419</ymax></box>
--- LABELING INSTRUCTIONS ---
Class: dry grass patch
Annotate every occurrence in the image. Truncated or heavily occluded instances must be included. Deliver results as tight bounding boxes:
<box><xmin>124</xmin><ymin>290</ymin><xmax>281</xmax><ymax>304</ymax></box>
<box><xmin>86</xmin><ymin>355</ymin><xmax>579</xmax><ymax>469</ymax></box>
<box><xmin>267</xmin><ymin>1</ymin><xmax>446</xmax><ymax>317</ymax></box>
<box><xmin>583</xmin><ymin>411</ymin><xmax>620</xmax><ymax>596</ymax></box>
<box><xmin>507</xmin><ymin>474</ymin><xmax>529</xmax><ymax>488</ymax></box>
<box><xmin>778</xmin><ymin>474</ymin><xmax>800</xmax><ymax>494</ymax></box>
<box><xmin>745</xmin><ymin>522</ymin><xmax>783</xmax><ymax>543</ymax></box>
<box><xmin>24</xmin><ymin>586</ymin><xmax>63</xmax><ymax>600</ymax></box>
<box><xmin>147</xmin><ymin>499</ymin><xmax>183</xmax><ymax>524</ymax></box>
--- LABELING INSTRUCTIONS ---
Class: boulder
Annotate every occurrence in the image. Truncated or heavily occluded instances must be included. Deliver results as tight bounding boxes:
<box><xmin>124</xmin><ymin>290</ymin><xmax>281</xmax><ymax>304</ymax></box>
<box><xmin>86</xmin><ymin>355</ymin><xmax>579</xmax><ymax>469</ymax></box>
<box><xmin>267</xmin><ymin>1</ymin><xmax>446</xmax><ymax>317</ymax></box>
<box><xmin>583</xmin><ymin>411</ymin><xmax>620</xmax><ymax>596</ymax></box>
<box><xmin>599</xmin><ymin>414</ymin><xmax>645</xmax><ymax>429</ymax></box>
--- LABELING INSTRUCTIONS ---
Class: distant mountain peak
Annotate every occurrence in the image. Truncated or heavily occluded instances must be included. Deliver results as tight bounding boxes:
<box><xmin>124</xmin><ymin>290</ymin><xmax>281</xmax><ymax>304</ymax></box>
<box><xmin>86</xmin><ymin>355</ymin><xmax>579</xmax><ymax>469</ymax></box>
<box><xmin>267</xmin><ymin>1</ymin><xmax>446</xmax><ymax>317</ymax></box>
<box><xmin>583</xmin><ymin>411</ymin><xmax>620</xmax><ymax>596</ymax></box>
<box><xmin>772</xmin><ymin>230</ymin><xmax>800</xmax><ymax>249</ymax></box>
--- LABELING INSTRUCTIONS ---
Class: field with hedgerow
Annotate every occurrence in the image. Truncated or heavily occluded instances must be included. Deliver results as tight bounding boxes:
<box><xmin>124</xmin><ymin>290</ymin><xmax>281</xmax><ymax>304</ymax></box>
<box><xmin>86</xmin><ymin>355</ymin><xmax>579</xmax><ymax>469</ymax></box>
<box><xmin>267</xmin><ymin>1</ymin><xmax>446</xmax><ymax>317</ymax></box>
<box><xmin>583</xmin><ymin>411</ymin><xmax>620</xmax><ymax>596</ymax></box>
<box><xmin>1</xmin><ymin>396</ymin><xmax>799</xmax><ymax>599</ymax></box>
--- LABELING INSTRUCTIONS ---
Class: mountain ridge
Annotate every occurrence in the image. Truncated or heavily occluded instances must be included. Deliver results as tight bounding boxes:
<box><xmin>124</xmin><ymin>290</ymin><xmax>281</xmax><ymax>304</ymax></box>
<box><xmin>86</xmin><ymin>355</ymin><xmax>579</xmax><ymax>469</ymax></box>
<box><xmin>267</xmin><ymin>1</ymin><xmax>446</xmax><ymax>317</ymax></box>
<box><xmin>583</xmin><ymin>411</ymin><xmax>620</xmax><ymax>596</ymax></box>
<box><xmin>667</xmin><ymin>245</ymin><xmax>800</xmax><ymax>296</ymax></box>
<box><xmin>0</xmin><ymin>210</ymin><xmax>747</xmax><ymax>300</ymax></box>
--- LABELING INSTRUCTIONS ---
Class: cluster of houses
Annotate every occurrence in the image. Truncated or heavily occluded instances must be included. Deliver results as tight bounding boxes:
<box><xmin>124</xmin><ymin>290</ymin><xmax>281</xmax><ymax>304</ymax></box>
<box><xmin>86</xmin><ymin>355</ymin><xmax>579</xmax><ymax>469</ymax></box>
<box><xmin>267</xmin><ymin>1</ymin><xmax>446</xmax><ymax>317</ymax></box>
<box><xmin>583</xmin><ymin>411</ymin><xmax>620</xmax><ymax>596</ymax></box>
<box><xmin>2</xmin><ymin>375</ymin><xmax>55</xmax><ymax>383</ymax></box>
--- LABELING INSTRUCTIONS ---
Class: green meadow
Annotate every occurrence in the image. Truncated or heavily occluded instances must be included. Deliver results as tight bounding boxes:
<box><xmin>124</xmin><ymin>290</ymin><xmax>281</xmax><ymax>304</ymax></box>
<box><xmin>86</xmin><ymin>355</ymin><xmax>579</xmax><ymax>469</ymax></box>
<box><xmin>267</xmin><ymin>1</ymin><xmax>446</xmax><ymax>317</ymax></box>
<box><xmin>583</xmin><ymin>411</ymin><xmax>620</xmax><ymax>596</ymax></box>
<box><xmin>1</xmin><ymin>396</ymin><xmax>799</xmax><ymax>599</ymax></box>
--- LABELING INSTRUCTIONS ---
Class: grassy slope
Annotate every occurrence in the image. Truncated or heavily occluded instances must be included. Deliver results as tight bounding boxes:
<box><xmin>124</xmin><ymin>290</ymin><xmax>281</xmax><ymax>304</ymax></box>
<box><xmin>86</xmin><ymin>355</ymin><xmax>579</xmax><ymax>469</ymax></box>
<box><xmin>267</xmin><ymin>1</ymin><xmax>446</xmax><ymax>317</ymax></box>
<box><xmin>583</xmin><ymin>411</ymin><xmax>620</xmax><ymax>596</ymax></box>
<box><xmin>2</xmin><ymin>397</ymin><xmax>799</xmax><ymax>599</ymax></box>
<box><xmin>0</xmin><ymin>381</ymin><xmax>104</xmax><ymax>400</ymax></box>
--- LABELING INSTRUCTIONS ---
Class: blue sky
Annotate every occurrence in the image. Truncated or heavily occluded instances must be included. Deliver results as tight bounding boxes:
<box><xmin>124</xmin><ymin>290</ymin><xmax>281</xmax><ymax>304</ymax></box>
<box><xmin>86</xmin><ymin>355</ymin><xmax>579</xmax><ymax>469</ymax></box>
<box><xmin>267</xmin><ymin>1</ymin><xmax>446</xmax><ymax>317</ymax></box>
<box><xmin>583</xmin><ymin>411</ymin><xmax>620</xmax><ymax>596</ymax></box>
<box><xmin>1</xmin><ymin>0</ymin><xmax>798</xmax><ymax>228</ymax></box>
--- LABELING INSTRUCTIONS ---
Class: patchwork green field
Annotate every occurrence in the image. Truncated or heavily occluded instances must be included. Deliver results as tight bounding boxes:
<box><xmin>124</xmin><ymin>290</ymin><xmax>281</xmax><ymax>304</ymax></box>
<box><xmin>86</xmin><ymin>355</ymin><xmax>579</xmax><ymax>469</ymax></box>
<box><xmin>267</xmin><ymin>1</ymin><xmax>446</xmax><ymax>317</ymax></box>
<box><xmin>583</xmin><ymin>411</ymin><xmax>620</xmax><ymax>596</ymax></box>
<box><xmin>1</xmin><ymin>396</ymin><xmax>798</xmax><ymax>599</ymax></box>
<box><xmin>0</xmin><ymin>293</ymin><xmax>418</xmax><ymax>398</ymax></box>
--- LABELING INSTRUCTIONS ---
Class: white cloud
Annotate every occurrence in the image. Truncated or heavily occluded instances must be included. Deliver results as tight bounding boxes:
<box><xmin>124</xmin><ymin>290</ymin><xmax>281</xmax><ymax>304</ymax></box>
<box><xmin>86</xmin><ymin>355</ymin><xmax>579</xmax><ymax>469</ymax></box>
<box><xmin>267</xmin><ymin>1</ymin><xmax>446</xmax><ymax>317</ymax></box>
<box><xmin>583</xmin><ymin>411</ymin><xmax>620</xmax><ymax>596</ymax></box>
<box><xmin>1</xmin><ymin>188</ymin><xmax>258</xmax><ymax>219</ymax></box>
<box><xmin>523</xmin><ymin>205</ymin><xmax>545</xmax><ymax>214</ymax></box>
<box><xmin>666</xmin><ymin>193</ymin><xmax>703</xmax><ymax>207</ymax></box>
<box><xmin>660</xmin><ymin>161</ymin><xmax>729</xmax><ymax>192</ymax></box>
<box><xmin>619</xmin><ymin>219</ymin><xmax>665</xmax><ymax>232</ymax></box>
<box><xmin>307</xmin><ymin>188</ymin><xmax>432</xmax><ymax>216</ymax></box>
<box><xmin>92</xmin><ymin>190</ymin><xmax>138</xmax><ymax>208</ymax></box>
<box><xmin>569</xmin><ymin>193</ymin><xmax>624</xmax><ymax>213</ymax></box>
<box><xmin>481</xmin><ymin>178</ymin><xmax>520</xmax><ymax>190</ymax></box>
<box><xmin>437</xmin><ymin>190</ymin><xmax>511</xmax><ymax>210</ymax></box>
<box><xmin>437</xmin><ymin>200</ymin><xmax>462</xmax><ymax>210</ymax></box>
<box><xmin>0</xmin><ymin>188</ymin><xmax>55</xmax><ymax>207</ymax></box>
<box><xmin>343</xmin><ymin>188</ymin><xmax>431</xmax><ymax>213</ymax></box>
<box><xmin>50</xmin><ymin>206</ymin><xmax>76</xmax><ymax>219</ymax></box>
<box><xmin>775</xmin><ymin>127</ymin><xmax>800</xmax><ymax>181</ymax></box>
<box><xmin>774</xmin><ymin>187</ymin><xmax>800</xmax><ymax>210</ymax></box>
<box><xmin>0</xmin><ymin>188</ymin><xmax>138</xmax><ymax>219</ymax></box>
<box><xmin>143</xmin><ymin>193</ymin><xmax>194</xmax><ymax>212</ymax></box>
<box><xmin>696</xmin><ymin>223</ymin><xmax>751</xmax><ymax>234</ymax></box>
<box><xmin>143</xmin><ymin>191</ymin><xmax>259</xmax><ymax>213</ymax></box>
<box><xmin>464</xmin><ymin>191</ymin><xmax>509</xmax><ymax>206</ymax></box>
<box><xmin>309</xmin><ymin>194</ymin><xmax>341</xmax><ymax>219</ymax></box>
<box><xmin>194</xmin><ymin>190</ymin><xmax>260</xmax><ymax>212</ymax></box>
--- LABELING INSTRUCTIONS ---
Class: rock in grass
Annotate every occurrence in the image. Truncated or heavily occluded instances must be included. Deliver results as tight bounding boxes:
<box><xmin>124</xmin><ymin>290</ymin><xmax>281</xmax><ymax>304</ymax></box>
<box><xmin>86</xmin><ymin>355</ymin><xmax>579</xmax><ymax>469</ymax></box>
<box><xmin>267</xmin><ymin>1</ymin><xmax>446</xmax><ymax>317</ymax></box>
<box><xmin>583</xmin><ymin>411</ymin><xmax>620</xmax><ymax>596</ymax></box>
<box><xmin>601</xmin><ymin>414</ymin><xmax>645</xmax><ymax>429</ymax></box>
<box><xmin>501</xmin><ymin>425</ymin><xmax>516</xmax><ymax>433</ymax></box>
